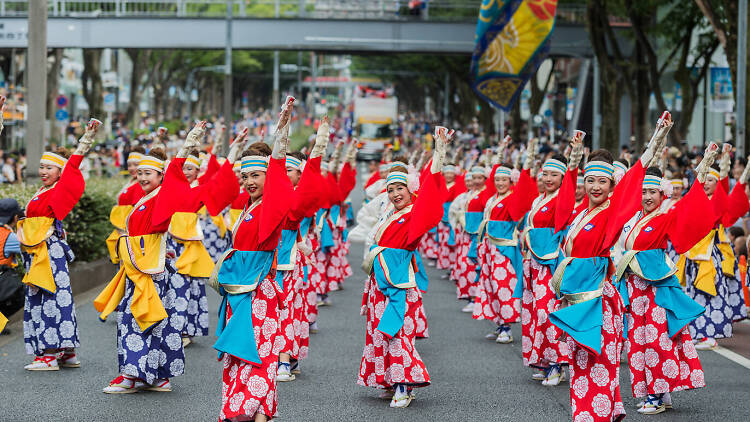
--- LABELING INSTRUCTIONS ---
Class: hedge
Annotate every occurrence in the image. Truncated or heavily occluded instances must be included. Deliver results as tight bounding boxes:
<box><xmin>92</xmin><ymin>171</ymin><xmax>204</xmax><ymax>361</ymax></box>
<box><xmin>0</xmin><ymin>176</ymin><xmax>123</xmax><ymax>263</ymax></box>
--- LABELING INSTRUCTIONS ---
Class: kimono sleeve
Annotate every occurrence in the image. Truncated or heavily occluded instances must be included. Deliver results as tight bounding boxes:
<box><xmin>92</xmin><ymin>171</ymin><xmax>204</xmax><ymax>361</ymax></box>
<box><xmin>258</xmin><ymin>157</ymin><xmax>294</xmax><ymax>244</ymax></box>
<box><xmin>407</xmin><ymin>171</ymin><xmax>447</xmax><ymax>246</ymax></box>
<box><xmin>666</xmin><ymin>181</ymin><xmax>716</xmax><ymax>254</ymax></box>
<box><xmin>50</xmin><ymin>154</ymin><xmax>85</xmax><ymax>220</ymax></box>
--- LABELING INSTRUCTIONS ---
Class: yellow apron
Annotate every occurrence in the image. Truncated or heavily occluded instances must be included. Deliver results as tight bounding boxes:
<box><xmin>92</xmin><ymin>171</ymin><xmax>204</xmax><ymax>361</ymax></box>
<box><xmin>226</xmin><ymin>209</ymin><xmax>243</xmax><ymax>233</ymax></box>
<box><xmin>676</xmin><ymin>226</ymin><xmax>735</xmax><ymax>296</ymax></box>
<box><xmin>106</xmin><ymin>205</ymin><xmax>134</xmax><ymax>264</ymax></box>
<box><xmin>94</xmin><ymin>233</ymin><xmax>168</xmax><ymax>332</ymax></box>
<box><xmin>16</xmin><ymin>217</ymin><xmax>56</xmax><ymax>294</ymax></box>
<box><xmin>169</xmin><ymin>212</ymin><xmax>214</xmax><ymax>278</ymax></box>
<box><xmin>0</xmin><ymin>311</ymin><xmax>7</xmax><ymax>334</ymax></box>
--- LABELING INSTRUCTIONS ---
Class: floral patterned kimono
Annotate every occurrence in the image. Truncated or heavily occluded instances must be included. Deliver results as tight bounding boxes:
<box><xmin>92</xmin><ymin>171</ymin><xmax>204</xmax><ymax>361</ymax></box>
<box><xmin>20</xmin><ymin>154</ymin><xmax>85</xmax><ymax>357</ymax></box>
<box><xmin>474</xmin><ymin>169</ymin><xmax>536</xmax><ymax>326</ymax></box>
<box><xmin>550</xmin><ymin>161</ymin><xmax>645</xmax><ymax>421</ymax></box>
<box><xmin>213</xmin><ymin>157</ymin><xmax>293</xmax><ymax>420</ymax></box>
<box><xmin>358</xmin><ymin>170</ymin><xmax>446</xmax><ymax>391</ymax></box>
<box><xmin>613</xmin><ymin>180</ymin><xmax>713</xmax><ymax>399</ymax></box>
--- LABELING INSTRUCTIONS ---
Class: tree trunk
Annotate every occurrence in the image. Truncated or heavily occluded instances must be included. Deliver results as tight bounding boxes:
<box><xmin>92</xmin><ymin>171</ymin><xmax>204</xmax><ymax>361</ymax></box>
<box><xmin>600</xmin><ymin>76</ymin><xmax>621</xmax><ymax>152</ymax></box>
<box><xmin>82</xmin><ymin>49</ymin><xmax>104</xmax><ymax>118</ymax></box>
<box><xmin>125</xmin><ymin>49</ymin><xmax>150</xmax><ymax>129</ymax></box>
<box><xmin>46</xmin><ymin>49</ymin><xmax>63</xmax><ymax>142</ymax></box>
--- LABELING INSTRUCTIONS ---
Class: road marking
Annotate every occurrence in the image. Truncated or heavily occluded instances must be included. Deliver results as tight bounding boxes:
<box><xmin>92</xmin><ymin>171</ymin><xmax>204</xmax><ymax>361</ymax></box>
<box><xmin>714</xmin><ymin>345</ymin><xmax>750</xmax><ymax>370</ymax></box>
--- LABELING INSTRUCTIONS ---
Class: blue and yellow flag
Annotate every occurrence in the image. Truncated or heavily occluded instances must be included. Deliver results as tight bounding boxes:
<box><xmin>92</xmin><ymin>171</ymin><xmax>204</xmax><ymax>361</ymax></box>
<box><xmin>470</xmin><ymin>0</ymin><xmax>557</xmax><ymax>111</ymax></box>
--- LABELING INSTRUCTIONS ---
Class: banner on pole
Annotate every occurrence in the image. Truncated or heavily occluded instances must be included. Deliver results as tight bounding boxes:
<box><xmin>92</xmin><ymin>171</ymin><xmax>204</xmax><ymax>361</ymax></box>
<box><xmin>470</xmin><ymin>0</ymin><xmax>558</xmax><ymax>112</ymax></box>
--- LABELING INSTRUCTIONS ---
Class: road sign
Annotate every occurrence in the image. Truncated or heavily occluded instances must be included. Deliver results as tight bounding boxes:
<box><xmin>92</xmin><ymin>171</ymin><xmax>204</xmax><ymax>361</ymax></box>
<box><xmin>55</xmin><ymin>109</ymin><xmax>69</xmax><ymax>121</ymax></box>
<box><xmin>103</xmin><ymin>93</ymin><xmax>116</xmax><ymax>112</ymax></box>
<box><xmin>56</xmin><ymin>95</ymin><xmax>68</xmax><ymax>108</ymax></box>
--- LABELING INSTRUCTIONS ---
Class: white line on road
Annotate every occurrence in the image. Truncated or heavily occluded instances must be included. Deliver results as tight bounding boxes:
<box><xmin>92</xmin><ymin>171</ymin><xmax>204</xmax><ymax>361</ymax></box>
<box><xmin>714</xmin><ymin>345</ymin><xmax>750</xmax><ymax>370</ymax></box>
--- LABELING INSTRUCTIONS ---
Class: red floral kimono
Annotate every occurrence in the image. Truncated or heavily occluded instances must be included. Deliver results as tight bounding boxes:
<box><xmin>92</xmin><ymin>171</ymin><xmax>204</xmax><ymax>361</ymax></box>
<box><xmin>358</xmin><ymin>171</ymin><xmax>446</xmax><ymax>390</ymax></box>
<box><xmin>474</xmin><ymin>169</ymin><xmax>536</xmax><ymax>326</ymax></box>
<box><xmin>436</xmin><ymin>176</ymin><xmax>467</xmax><ymax>270</ymax></box>
<box><xmin>219</xmin><ymin>157</ymin><xmax>293</xmax><ymax>421</ymax></box>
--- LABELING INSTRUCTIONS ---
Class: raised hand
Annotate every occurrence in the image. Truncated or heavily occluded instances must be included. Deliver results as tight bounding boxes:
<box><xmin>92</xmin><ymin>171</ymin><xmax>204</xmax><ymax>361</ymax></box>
<box><xmin>568</xmin><ymin>130</ymin><xmax>585</xmax><ymax>170</ymax></box>
<box><xmin>75</xmin><ymin>118</ymin><xmax>102</xmax><ymax>155</ymax></box>
<box><xmin>696</xmin><ymin>142</ymin><xmax>720</xmax><ymax>183</ymax></box>
<box><xmin>227</xmin><ymin>127</ymin><xmax>249</xmax><ymax>164</ymax></box>
<box><xmin>431</xmin><ymin>126</ymin><xmax>454</xmax><ymax>173</ymax></box>
<box><xmin>311</xmin><ymin>115</ymin><xmax>330</xmax><ymax>159</ymax></box>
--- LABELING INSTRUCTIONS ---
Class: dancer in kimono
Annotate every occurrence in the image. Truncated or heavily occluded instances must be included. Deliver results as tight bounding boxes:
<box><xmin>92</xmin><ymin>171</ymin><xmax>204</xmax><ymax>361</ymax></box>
<box><xmin>226</xmin><ymin>162</ymin><xmax>250</xmax><ymax>232</ymax></box>
<box><xmin>548</xmin><ymin>115</ymin><xmax>671</xmax><ymax>421</ymax></box>
<box><xmin>106</xmin><ymin>146</ymin><xmax>146</xmax><ymax>264</ymax></box>
<box><xmin>199</xmin><ymin>146</ymin><xmax>232</xmax><ymax>261</ymax></box>
<box><xmin>210</xmin><ymin>101</ymin><xmax>294</xmax><ymax>421</ymax></box>
<box><xmin>677</xmin><ymin>145</ymin><xmax>750</xmax><ymax>350</ymax></box>
<box><xmin>519</xmin><ymin>143</ymin><xmax>579</xmax><ymax>386</ymax></box>
<box><xmin>436</xmin><ymin>163</ymin><xmax>466</xmax><ymax>271</ymax></box>
<box><xmin>19</xmin><ymin>119</ymin><xmax>100</xmax><ymax>371</ymax></box>
<box><xmin>456</xmin><ymin>163</ymin><xmax>495</xmax><ymax>312</ymax></box>
<box><xmin>613</xmin><ymin>144</ymin><xmax>720</xmax><ymax>415</ymax></box>
<box><xmin>358</xmin><ymin>126</ymin><xmax>450</xmax><ymax>408</ymax></box>
<box><xmin>474</xmin><ymin>137</ymin><xmax>537</xmax><ymax>343</ymax></box>
<box><xmin>276</xmin><ymin>121</ymin><xmax>329</xmax><ymax>382</ymax></box>
<box><xmin>449</xmin><ymin>174</ymin><xmax>473</xmax><ymax>286</ymax></box>
<box><xmin>164</xmin><ymin>134</ymin><xmax>240</xmax><ymax>346</ymax></box>
<box><xmin>95</xmin><ymin>121</ymin><xmax>233</xmax><ymax>392</ymax></box>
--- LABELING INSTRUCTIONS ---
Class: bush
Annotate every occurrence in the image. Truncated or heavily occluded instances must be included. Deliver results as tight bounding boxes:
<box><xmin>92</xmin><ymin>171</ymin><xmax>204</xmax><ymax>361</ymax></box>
<box><xmin>0</xmin><ymin>176</ymin><xmax>123</xmax><ymax>263</ymax></box>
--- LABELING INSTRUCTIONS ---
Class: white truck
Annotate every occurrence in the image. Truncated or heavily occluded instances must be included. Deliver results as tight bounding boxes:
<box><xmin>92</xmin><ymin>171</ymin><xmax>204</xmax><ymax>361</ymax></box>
<box><xmin>354</xmin><ymin>96</ymin><xmax>398</xmax><ymax>161</ymax></box>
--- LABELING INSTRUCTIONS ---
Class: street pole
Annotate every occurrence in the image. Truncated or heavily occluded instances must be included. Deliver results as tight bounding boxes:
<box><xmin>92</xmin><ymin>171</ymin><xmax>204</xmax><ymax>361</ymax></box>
<box><xmin>592</xmin><ymin>57</ymin><xmax>601</xmax><ymax>150</ymax></box>
<box><xmin>737</xmin><ymin>0</ymin><xmax>747</xmax><ymax>156</ymax></box>
<box><xmin>273</xmin><ymin>0</ymin><xmax>280</xmax><ymax>114</ymax></box>
<box><xmin>311</xmin><ymin>52</ymin><xmax>317</xmax><ymax>113</ymax></box>
<box><xmin>27</xmin><ymin>0</ymin><xmax>47</xmax><ymax>179</ymax></box>
<box><xmin>442</xmin><ymin>73</ymin><xmax>449</xmax><ymax>123</ymax></box>
<box><xmin>223</xmin><ymin>0</ymin><xmax>233</xmax><ymax>153</ymax></box>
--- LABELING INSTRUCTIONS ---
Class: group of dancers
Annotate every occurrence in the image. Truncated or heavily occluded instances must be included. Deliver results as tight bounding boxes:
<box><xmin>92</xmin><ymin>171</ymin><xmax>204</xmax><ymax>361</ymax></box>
<box><xmin>352</xmin><ymin>111</ymin><xmax>749</xmax><ymax>419</ymax></box>
<box><xmin>5</xmin><ymin>101</ymin><xmax>750</xmax><ymax>421</ymax></box>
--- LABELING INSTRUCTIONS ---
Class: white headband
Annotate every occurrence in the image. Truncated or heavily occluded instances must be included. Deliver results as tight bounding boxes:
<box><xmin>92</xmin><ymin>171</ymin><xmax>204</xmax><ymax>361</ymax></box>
<box><xmin>584</xmin><ymin>161</ymin><xmax>615</xmax><ymax>179</ymax></box>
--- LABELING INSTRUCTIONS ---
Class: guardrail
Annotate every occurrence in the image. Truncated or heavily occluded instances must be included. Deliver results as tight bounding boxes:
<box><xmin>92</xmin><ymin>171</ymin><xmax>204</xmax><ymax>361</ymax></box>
<box><xmin>0</xmin><ymin>1</ymin><xmax>588</xmax><ymax>23</ymax></box>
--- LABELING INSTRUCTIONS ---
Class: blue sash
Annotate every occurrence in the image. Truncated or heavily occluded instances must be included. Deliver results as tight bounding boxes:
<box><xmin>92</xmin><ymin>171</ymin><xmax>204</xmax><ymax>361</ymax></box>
<box><xmin>315</xmin><ymin>208</ymin><xmax>334</xmax><ymax>250</ymax></box>
<box><xmin>548</xmin><ymin>257</ymin><xmax>609</xmax><ymax>355</ymax></box>
<box><xmin>526</xmin><ymin>227</ymin><xmax>564</xmax><ymax>267</ymax></box>
<box><xmin>485</xmin><ymin>220</ymin><xmax>524</xmax><ymax>299</ymax></box>
<box><xmin>465</xmin><ymin>211</ymin><xmax>483</xmax><ymax>260</ymax></box>
<box><xmin>214</xmin><ymin>250</ymin><xmax>275</xmax><ymax>365</ymax></box>
<box><xmin>298</xmin><ymin>216</ymin><xmax>313</xmax><ymax>239</ymax></box>
<box><xmin>371</xmin><ymin>246</ymin><xmax>428</xmax><ymax>338</ymax></box>
<box><xmin>439</xmin><ymin>202</ymin><xmax>455</xmax><ymax>245</ymax></box>
<box><xmin>615</xmin><ymin>249</ymin><xmax>705</xmax><ymax>338</ymax></box>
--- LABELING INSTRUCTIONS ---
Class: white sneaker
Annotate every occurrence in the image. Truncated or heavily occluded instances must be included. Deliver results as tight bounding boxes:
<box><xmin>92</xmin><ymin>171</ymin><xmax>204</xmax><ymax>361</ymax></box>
<box><xmin>461</xmin><ymin>302</ymin><xmax>474</xmax><ymax>313</ymax></box>
<box><xmin>541</xmin><ymin>365</ymin><xmax>565</xmax><ymax>386</ymax></box>
<box><xmin>531</xmin><ymin>371</ymin><xmax>546</xmax><ymax>381</ymax></box>
<box><xmin>485</xmin><ymin>326</ymin><xmax>502</xmax><ymax>339</ymax></box>
<box><xmin>143</xmin><ymin>378</ymin><xmax>172</xmax><ymax>392</ymax></box>
<box><xmin>24</xmin><ymin>355</ymin><xmax>60</xmax><ymax>371</ymax></box>
<box><xmin>182</xmin><ymin>336</ymin><xmax>192</xmax><ymax>347</ymax></box>
<box><xmin>309</xmin><ymin>321</ymin><xmax>319</xmax><ymax>334</ymax></box>
<box><xmin>379</xmin><ymin>389</ymin><xmax>395</xmax><ymax>400</ymax></box>
<box><xmin>277</xmin><ymin>365</ymin><xmax>296</xmax><ymax>382</ymax></box>
<box><xmin>103</xmin><ymin>374</ymin><xmax>143</xmax><ymax>394</ymax></box>
<box><xmin>694</xmin><ymin>338</ymin><xmax>717</xmax><ymax>350</ymax></box>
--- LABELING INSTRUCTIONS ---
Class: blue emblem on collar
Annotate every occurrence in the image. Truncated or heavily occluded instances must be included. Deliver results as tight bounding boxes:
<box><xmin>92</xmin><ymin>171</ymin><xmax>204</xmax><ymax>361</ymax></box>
<box><xmin>397</xmin><ymin>217</ymin><xmax>405</xmax><ymax>224</ymax></box>
<box><xmin>541</xmin><ymin>206</ymin><xmax>548</xmax><ymax>212</ymax></box>
<box><xmin>137</xmin><ymin>204</ymin><xmax>146</xmax><ymax>211</ymax></box>
<box><xmin>245</xmin><ymin>214</ymin><xmax>254</xmax><ymax>222</ymax></box>
<box><xmin>32</xmin><ymin>197</ymin><xmax>40</xmax><ymax>201</ymax></box>
<box><xmin>583</xmin><ymin>223</ymin><xmax>594</xmax><ymax>231</ymax></box>
<box><xmin>496</xmin><ymin>203</ymin><xmax>504</xmax><ymax>208</ymax></box>
<box><xmin>644</xmin><ymin>226</ymin><xmax>653</xmax><ymax>232</ymax></box>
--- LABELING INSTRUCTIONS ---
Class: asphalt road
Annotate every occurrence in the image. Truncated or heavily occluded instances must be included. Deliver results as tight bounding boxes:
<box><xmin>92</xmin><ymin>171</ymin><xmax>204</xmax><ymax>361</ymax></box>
<box><xmin>1</xmin><ymin>164</ymin><xmax>749</xmax><ymax>421</ymax></box>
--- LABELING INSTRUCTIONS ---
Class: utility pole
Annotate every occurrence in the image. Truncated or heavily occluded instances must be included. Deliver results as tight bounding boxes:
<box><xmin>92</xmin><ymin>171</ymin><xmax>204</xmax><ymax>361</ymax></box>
<box><xmin>223</xmin><ymin>0</ymin><xmax>233</xmax><ymax>152</ymax></box>
<box><xmin>442</xmin><ymin>73</ymin><xmax>450</xmax><ymax>123</ymax></box>
<box><xmin>272</xmin><ymin>0</ymin><xmax>280</xmax><ymax>114</ymax></box>
<box><xmin>27</xmin><ymin>0</ymin><xmax>47</xmax><ymax>178</ymax></box>
<box><xmin>737</xmin><ymin>0</ymin><xmax>747</xmax><ymax>155</ymax></box>
<box><xmin>311</xmin><ymin>52</ymin><xmax>317</xmax><ymax>113</ymax></box>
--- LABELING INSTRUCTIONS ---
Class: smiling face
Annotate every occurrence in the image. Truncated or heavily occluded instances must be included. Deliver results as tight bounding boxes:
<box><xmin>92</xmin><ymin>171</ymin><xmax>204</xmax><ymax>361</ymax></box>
<box><xmin>38</xmin><ymin>164</ymin><xmax>61</xmax><ymax>187</ymax></box>
<box><xmin>183</xmin><ymin>164</ymin><xmax>199</xmax><ymax>183</ymax></box>
<box><xmin>127</xmin><ymin>160</ymin><xmax>139</xmax><ymax>178</ymax></box>
<box><xmin>494</xmin><ymin>175</ymin><xmax>511</xmax><ymax>195</ymax></box>
<box><xmin>242</xmin><ymin>171</ymin><xmax>267</xmax><ymax>201</ymax></box>
<box><xmin>471</xmin><ymin>174</ymin><xmax>486</xmax><ymax>190</ymax></box>
<box><xmin>575</xmin><ymin>184</ymin><xmax>585</xmax><ymax>202</ymax></box>
<box><xmin>444</xmin><ymin>171</ymin><xmax>456</xmax><ymax>184</ymax></box>
<box><xmin>137</xmin><ymin>168</ymin><xmax>163</xmax><ymax>193</ymax></box>
<box><xmin>387</xmin><ymin>183</ymin><xmax>412</xmax><ymax>210</ymax></box>
<box><xmin>585</xmin><ymin>175</ymin><xmax>612</xmax><ymax>208</ymax></box>
<box><xmin>704</xmin><ymin>177</ymin><xmax>718</xmax><ymax>197</ymax></box>
<box><xmin>642</xmin><ymin>187</ymin><xmax>662</xmax><ymax>213</ymax></box>
<box><xmin>542</xmin><ymin>170</ymin><xmax>563</xmax><ymax>194</ymax></box>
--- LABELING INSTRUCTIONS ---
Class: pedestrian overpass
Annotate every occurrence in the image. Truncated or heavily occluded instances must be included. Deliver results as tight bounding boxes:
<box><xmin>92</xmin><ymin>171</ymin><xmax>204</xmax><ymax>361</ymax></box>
<box><xmin>0</xmin><ymin>1</ymin><xmax>594</xmax><ymax>56</ymax></box>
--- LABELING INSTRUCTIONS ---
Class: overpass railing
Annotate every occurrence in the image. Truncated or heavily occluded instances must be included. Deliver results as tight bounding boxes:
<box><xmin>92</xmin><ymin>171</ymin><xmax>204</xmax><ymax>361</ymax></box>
<box><xmin>0</xmin><ymin>1</ymin><xmax>587</xmax><ymax>23</ymax></box>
